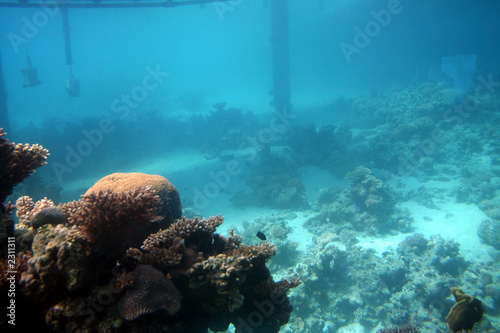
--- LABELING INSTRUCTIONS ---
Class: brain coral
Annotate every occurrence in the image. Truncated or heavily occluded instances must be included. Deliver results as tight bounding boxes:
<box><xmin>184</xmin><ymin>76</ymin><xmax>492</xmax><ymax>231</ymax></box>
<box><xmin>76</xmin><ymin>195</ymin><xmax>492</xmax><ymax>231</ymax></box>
<box><xmin>85</xmin><ymin>172</ymin><xmax>182</xmax><ymax>224</ymax></box>
<box><xmin>117</xmin><ymin>264</ymin><xmax>182</xmax><ymax>320</ymax></box>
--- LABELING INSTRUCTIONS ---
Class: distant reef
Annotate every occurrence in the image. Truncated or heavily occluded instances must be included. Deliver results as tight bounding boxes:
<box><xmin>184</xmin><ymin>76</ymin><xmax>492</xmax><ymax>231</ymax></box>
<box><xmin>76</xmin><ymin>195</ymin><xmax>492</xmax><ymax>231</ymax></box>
<box><xmin>0</xmin><ymin>130</ymin><xmax>299</xmax><ymax>332</ymax></box>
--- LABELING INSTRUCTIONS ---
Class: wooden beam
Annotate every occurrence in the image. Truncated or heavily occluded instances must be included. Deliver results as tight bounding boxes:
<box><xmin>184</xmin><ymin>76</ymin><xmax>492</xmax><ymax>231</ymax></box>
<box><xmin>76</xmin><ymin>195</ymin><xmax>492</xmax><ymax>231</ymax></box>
<box><xmin>270</xmin><ymin>0</ymin><xmax>291</xmax><ymax>112</ymax></box>
<box><xmin>0</xmin><ymin>50</ymin><xmax>9</xmax><ymax>132</ymax></box>
<box><xmin>0</xmin><ymin>0</ymin><xmax>231</xmax><ymax>9</ymax></box>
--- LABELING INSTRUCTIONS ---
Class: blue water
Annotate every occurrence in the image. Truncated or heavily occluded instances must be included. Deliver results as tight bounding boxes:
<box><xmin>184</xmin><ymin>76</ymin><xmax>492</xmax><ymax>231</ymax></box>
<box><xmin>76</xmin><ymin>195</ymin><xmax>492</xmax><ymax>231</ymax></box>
<box><xmin>1</xmin><ymin>1</ymin><xmax>500</xmax><ymax>332</ymax></box>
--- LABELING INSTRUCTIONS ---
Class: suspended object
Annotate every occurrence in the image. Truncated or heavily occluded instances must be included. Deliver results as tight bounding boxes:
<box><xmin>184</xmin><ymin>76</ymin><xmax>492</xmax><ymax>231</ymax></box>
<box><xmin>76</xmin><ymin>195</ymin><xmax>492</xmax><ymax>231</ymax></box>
<box><xmin>21</xmin><ymin>55</ymin><xmax>41</xmax><ymax>89</ymax></box>
<box><xmin>66</xmin><ymin>68</ymin><xmax>80</xmax><ymax>97</ymax></box>
<box><xmin>62</xmin><ymin>6</ymin><xmax>79</xmax><ymax>97</ymax></box>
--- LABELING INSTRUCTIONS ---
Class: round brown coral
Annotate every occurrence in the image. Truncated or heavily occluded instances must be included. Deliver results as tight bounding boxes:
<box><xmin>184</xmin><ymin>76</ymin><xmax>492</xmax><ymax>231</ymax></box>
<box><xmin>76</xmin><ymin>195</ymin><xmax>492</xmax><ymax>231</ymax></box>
<box><xmin>117</xmin><ymin>264</ymin><xmax>182</xmax><ymax>320</ymax></box>
<box><xmin>85</xmin><ymin>172</ymin><xmax>182</xmax><ymax>224</ymax></box>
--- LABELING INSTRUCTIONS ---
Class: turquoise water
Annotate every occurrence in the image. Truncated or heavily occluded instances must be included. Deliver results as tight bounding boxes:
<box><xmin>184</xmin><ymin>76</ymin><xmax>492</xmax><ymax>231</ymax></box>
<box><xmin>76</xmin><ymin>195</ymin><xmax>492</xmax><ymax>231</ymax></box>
<box><xmin>1</xmin><ymin>1</ymin><xmax>500</xmax><ymax>332</ymax></box>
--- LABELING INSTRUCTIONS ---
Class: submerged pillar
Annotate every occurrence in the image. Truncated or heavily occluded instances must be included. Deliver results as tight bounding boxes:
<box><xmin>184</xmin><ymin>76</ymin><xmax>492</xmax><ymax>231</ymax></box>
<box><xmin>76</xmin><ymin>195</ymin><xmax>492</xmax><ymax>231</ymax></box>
<box><xmin>270</xmin><ymin>0</ymin><xmax>291</xmax><ymax>112</ymax></box>
<box><xmin>0</xmin><ymin>50</ymin><xmax>9</xmax><ymax>131</ymax></box>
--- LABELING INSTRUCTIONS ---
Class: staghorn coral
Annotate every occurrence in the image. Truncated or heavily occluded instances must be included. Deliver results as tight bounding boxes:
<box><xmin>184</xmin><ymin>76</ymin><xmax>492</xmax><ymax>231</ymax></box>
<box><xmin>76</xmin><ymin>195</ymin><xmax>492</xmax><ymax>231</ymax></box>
<box><xmin>15</xmin><ymin>196</ymin><xmax>56</xmax><ymax>228</ymax></box>
<box><xmin>0</xmin><ymin>128</ymin><xmax>49</xmax><ymax>204</ymax></box>
<box><xmin>15</xmin><ymin>195</ymin><xmax>35</xmax><ymax>223</ymax></box>
<box><xmin>117</xmin><ymin>264</ymin><xmax>182</xmax><ymax>320</ymax></box>
<box><xmin>61</xmin><ymin>187</ymin><xmax>160</xmax><ymax>259</ymax></box>
<box><xmin>141</xmin><ymin>215</ymin><xmax>224</xmax><ymax>252</ymax></box>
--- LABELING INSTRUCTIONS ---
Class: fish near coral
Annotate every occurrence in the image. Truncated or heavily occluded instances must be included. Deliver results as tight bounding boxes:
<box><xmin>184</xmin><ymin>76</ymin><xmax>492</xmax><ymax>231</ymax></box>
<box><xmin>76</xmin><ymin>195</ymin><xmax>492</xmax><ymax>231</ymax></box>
<box><xmin>256</xmin><ymin>231</ymin><xmax>267</xmax><ymax>240</ymax></box>
<box><xmin>446</xmin><ymin>287</ymin><xmax>484</xmax><ymax>332</ymax></box>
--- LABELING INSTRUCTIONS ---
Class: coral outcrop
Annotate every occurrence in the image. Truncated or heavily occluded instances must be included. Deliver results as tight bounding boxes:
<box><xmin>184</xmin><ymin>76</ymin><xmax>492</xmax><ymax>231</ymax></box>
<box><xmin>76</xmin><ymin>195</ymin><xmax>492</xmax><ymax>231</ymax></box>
<box><xmin>306</xmin><ymin>166</ymin><xmax>411</xmax><ymax>235</ymax></box>
<box><xmin>282</xmin><ymin>231</ymin><xmax>492</xmax><ymax>332</ymax></box>
<box><xmin>1</xmin><ymin>170</ymin><xmax>298</xmax><ymax>332</ymax></box>
<box><xmin>117</xmin><ymin>264</ymin><xmax>182</xmax><ymax>320</ymax></box>
<box><xmin>0</xmin><ymin>129</ymin><xmax>49</xmax><ymax>261</ymax></box>
<box><xmin>62</xmin><ymin>187</ymin><xmax>161</xmax><ymax>259</ymax></box>
<box><xmin>0</xmin><ymin>128</ymin><xmax>49</xmax><ymax>204</ymax></box>
<box><xmin>84</xmin><ymin>172</ymin><xmax>182</xmax><ymax>224</ymax></box>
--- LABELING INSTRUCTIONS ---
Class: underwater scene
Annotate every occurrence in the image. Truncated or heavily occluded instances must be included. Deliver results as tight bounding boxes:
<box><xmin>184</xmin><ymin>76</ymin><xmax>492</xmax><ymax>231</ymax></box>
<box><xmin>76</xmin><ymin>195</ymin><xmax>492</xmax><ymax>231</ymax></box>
<box><xmin>1</xmin><ymin>0</ymin><xmax>500</xmax><ymax>332</ymax></box>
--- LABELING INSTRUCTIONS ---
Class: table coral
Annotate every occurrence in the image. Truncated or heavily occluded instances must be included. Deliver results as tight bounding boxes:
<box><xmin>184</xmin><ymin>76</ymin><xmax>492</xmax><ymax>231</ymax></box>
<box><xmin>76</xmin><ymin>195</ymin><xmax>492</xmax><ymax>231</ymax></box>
<box><xmin>0</xmin><ymin>128</ymin><xmax>49</xmax><ymax>204</ymax></box>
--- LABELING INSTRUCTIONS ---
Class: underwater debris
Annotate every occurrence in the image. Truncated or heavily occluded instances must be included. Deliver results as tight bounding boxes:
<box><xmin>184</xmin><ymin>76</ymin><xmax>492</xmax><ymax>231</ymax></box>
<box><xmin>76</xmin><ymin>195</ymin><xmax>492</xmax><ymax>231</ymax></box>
<box><xmin>446</xmin><ymin>287</ymin><xmax>484</xmax><ymax>333</ymax></box>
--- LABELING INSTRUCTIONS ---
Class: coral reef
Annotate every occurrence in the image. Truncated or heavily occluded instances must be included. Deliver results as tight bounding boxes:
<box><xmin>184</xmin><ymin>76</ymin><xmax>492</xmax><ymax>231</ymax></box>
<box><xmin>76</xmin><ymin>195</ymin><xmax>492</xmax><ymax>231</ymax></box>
<box><xmin>61</xmin><ymin>187</ymin><xmax>161</xmax><ymax>259</ymax></box>
<box><xmin>281</xmin><ymin>230</ymin><xmax>494</xmax><ymax>332</ymax></box>
<box><xmin>117</xmin><ymin>264</ymin><xmax>182</xmax><ymax>320</ymax></box>
<box><xmin>0</xmin><ymin>128</ymin><xmax>50</xmax><ymax>204</ymax></box>
<box><xmin>306</xmin><ymin>166</ymin><xmax>411</xmax><ymax>235</ymax></box>
<box><xmin>84</xmin><ymin>172</ymin><xmax>182</xmax><ymax>224</ymax></box>
<box><xmin>1</xmin><ymin>173</ymin><xmax>298</xmax><ymax>332</ymax></box>
<box><xmin>376</xmin><ymin>324</ymin><xmax>421</xmax><ymax>333</ymax></box>
<box><xmin>0</xmin><ymin>129</ymin><xmax>49</xmax><ymax>263</ymax></box>
<box><xmin>231</xmin><ymin>145</ymin><xmax>309</xmax><ymax>209</ymax></box>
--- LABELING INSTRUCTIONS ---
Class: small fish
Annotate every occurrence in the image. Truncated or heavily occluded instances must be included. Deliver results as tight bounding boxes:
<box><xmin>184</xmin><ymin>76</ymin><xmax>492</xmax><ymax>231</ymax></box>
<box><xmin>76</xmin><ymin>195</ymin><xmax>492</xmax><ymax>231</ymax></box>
<box><xmin>256</xmin><ymin>231</ymin><xmax>267</xmax><ymax>241</ymax></box>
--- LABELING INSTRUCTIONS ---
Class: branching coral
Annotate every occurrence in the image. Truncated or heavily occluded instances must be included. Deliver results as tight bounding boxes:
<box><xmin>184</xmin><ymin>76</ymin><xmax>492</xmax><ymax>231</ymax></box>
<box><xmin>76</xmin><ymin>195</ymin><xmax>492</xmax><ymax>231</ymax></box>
<box><xmin>15</xmin><ymin>196</ymin><xmax>56</xmax><ymax>228</ymax></box>
<box><xmin>141</xmin><ymin>215</ymin><xmax>224</xmax><ymax>251</ymax></box>
<box><xmin>84</xmin><ymin>172</ymin><xmax>182</xmax><ymax>225</ymax></box>
<box><xmin>61</xmin><ymin>187</ymin><xmax>160</xmax><ymax>257</ymax></box>
<box><xmin>0</xmin><ymin>128</ymin><xmax>49</xmax><ymax>204</ymax></box>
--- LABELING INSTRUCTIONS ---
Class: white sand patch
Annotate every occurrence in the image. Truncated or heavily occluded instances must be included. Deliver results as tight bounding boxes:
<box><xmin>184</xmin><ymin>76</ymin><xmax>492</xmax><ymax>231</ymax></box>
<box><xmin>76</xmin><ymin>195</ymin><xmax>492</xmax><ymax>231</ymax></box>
<box><xmin>286</xmin><ymin>211</ymin><xmax>316</xmax><ymax>253</ymax></box>
<box><xmin>357</xmin><ymin>175</ymin><xmax>494</xmax><ymax>264</ymax></box>
<box><xmin>298</xmin><ymin>165</ymin><xmax>347</xmax><ymax>206</ymax></box>
<box><xmin>336</xmin><ymin>322</ymin><xmax>367</xmax><ymax>333</ymax></box>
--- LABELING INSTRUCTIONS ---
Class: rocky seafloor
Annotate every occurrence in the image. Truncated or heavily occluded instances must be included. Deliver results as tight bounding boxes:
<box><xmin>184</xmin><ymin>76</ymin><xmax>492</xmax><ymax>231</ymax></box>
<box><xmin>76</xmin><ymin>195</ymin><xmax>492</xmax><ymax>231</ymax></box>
<box><xmin>3</xmin><ymin>79</ymin><xmax>500</xmax><ymax>332</ymax></box>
